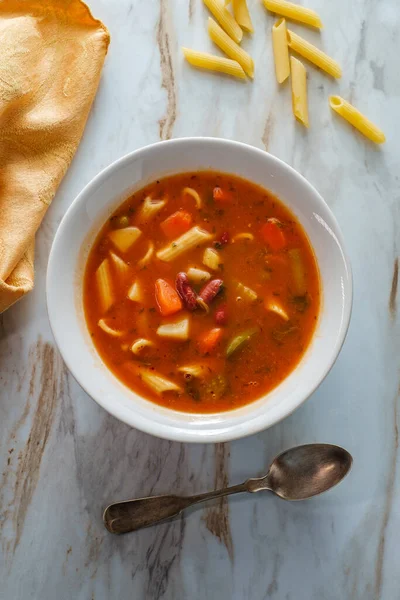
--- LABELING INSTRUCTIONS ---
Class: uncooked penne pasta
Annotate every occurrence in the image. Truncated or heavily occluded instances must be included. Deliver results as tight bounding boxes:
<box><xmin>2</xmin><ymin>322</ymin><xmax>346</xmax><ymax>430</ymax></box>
<box><xmin>203</xmin><ymin>0</ymin><xmax>243</xmax><ymax>44</ymax></box>
<box><xmin>232</xmin><ymin>0</ymin><xmax>254</xmax><ymax>33</ymax></box>
<box><xmin>182</xmin><ymin>48</ymin><xmax>246</xmax><ymax>80</ymax></box>
<box><xmin>137</xmin><ymin>197</ymin><xmax>166</xmax><ymax>224</ymax></box>
<box><xmin>290</xmin><ymin>56</ymin><xmax>309</xmax><ymax>128</ymax></box>
<box><xmin>272</xmin><ymin>18</ymin><xmax>290</xmax><ymax>83</ymax></box>
<box><xmin>208</xmin><ymin>17</ymin><xmax>254</xmax><ymax>78</ymax></box>
<box><xmin>329</xmin><ymin>96</ymin><xmax>386</xmax><ymax>144</ymax></box>
<box><xmin>263</xmin><ymin>0</ymin><xmax>322</xmax><ymax>29</ymax></box>
<box><xmin>95</xmin><ymin>259</ymin><xmax>113</xmax><ymax>312</ymax></box>
<box><xmin>157</xmin><ymin>226</ymin><xmax>213</xmax><ymax>262</ymax></box>
<box><xmin>287</xmin><ymin>30</ymin><xmax>341</xmax><ymax>78</ymax></box>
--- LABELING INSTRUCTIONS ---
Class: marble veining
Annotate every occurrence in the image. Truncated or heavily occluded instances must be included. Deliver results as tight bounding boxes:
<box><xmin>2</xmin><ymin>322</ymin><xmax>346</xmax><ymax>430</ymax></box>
<box><xmin>1</xmin><ymin>0</ymin><xmax>400</xmax><ymax>598</ymax></box>
<box><xmin>389</xmin><ymin>258</ymin><xmax>398</xmax><ymax>319</ymax></box>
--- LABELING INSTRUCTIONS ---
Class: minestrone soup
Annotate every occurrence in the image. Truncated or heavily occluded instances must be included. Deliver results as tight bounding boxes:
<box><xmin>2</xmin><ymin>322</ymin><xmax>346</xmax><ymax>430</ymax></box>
<box><xmin>84</xmin><ymin>172</ymin><xmax>320</xmax><ymax>413</ymax></box>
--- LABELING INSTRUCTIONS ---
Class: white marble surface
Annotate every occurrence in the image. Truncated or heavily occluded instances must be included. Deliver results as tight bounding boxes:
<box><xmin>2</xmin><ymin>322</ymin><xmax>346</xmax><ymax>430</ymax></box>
<box><xmin>1</xmin><ymin>0</ymin><xmax>399</xmax><ymax>598</ymax></box>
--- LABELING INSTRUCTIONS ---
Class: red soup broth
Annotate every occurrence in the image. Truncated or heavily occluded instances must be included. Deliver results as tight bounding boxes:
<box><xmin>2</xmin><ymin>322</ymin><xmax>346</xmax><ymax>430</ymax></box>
<box><xmin>84</xmin><ymin>172</ymin><xmax>320</xmax><ymax>413</ymax></box>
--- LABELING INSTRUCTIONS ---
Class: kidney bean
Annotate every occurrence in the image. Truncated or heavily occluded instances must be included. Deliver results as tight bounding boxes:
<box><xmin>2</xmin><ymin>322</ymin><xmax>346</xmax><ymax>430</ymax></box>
<box><xmin>214</xmin><ymin>231</ymin><xmax>230</xmax><ymax>249</ymax></box>
<box><xmin>215</xmin><ymin>303</ymin><xmax>228</xmax><ymax>325</ymax></box>
<box><xmin>199</xmin><ymin>279</ymin><xmax>223</xmax><ymax>305</ymax></box>
<box><xmin>175</xmin><ymin>272</ymin><xmax>198</xmax><ymax>311</ymax></box>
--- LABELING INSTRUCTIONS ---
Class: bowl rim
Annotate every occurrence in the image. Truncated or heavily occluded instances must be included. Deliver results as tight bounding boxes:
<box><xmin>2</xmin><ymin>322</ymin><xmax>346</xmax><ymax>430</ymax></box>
<box><xmin>46</xmin><ymin>137</ymin><xmax>353</xmax><ymax>443</ymax></box>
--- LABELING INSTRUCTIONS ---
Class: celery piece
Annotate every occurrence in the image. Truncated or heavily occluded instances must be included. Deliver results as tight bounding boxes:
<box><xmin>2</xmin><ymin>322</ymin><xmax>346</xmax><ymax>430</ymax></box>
<box><xmin>226</xmin><ymin>327</ymin><xmax>259</xmax><ymax>358</ymax></box>
<box><xmin>288</xmin><ymin>248</ymin><xmax>306</xmax><ymax>295</ymax></box>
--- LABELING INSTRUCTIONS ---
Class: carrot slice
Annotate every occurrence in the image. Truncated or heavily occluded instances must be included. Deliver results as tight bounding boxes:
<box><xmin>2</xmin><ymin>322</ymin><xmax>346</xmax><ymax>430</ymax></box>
<box><xmin>155</xmin><ymin>279</ymin><xmax>182</xmax><ymax>316</ymax></box>
<box><xmin>160</xmin><ymin>210</ymin><xmax>192</xmax><ymax>238</ymax></box>
<box><xmin>198</xmin><ymin>327</ymin><xmax>223</xmax><ymax>354</ymax></box>
<box><xmin>213</xmin><ymin>186</ymin><xmax>233</xmax><ymax>203</ymax></box>
<box><xmin>260</xmin><ymin>218</ymin><xmax>286</xmax><ymax>252</ymax></box>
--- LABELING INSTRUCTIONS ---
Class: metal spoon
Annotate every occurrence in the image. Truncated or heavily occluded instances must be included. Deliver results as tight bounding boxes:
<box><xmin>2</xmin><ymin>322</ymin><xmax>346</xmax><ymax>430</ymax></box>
<box><xmin>103</xmin><ymin>443</ymin><xmax>352</xmax><ymax>534</ymax></box>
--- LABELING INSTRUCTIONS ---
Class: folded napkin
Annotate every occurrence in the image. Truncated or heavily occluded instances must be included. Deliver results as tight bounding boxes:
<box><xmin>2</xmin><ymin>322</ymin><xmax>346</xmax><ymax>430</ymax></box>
<box><xmin>0</xmin><ymin>0</ymin><xmax>110</xmax><ymax>313</ymax></box>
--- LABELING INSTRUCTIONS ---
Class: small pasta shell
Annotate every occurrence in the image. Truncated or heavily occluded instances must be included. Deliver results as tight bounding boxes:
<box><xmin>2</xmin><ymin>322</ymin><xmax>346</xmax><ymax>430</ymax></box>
<box><xmin>131</xmin><ymin>338</ymin><xmax>155</xmax><ymax>355</ymax></box>
<box><xmin>98</xmin><ymin>319</ymin><xmax>123</xmax><ymax>337</ymax></box>
<box><xmin>183</xmin><ymin>187</ymin><xmax>202</xmax><ymax>208</ymax></box>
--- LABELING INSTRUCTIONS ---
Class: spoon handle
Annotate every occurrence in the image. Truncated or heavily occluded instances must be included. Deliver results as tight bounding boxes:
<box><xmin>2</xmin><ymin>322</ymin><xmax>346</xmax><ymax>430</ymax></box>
<box><xmin>103</xmin><ymin>482</ymin><xmax>248</xmax><ymax>534</ymax></box>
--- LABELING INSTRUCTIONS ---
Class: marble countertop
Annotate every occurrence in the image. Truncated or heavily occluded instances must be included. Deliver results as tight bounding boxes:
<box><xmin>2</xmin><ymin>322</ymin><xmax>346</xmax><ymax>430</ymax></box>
<box><xmin>1</xmin><ymin>0</ymin><xmax>399</xmax><ymax>598</ymax></box>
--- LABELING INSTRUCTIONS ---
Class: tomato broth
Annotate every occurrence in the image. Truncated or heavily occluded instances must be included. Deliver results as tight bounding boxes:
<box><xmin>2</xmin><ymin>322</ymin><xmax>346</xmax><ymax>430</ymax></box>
<box><xmin>84</xmin><ymin>172</ymin><xmax>320</xmax><ymax>413</ymax></box>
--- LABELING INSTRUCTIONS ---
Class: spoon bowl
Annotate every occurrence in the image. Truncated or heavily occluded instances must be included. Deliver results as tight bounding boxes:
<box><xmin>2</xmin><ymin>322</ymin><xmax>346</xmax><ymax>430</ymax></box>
<box><xmin>259</xmin><ymin>443</ymin><xmax>353</xmax><ymax>500</ymax></box>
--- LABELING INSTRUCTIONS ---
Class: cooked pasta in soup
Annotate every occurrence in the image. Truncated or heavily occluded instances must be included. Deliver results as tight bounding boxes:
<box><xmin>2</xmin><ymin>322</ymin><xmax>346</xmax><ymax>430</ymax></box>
<box><xmin>84</xmin><ymin>172</ymin><xmax>320</xmax><ymax>413</ymax></box>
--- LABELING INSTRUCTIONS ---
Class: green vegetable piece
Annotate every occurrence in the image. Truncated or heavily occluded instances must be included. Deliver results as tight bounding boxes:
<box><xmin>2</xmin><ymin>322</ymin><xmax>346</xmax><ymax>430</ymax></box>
<box><xmin>117</xmin><ymin>215</ymin><xmax>130</xmax><ymax>228</ymax></box>
<box><xmin>205</xmin><ymin>374</ymin><xmax>227</xmax><ymax>400</ymax></box>
<box><xmin>272</xmin><ymin>325</ymin><xmax>298</xmax><ymax>342</ymax></box>
<box><xmin>288</xmin><ymin>249</ymin><xmax>306</xmax><ymax>295</ymax></box>
<box><xmin>226</xmin><ymin>327</ymin><xmax>259</xmax><ymax>358</ymax></box>
<box><xmin>291</xmin><ymin>294</ymin><xmax>310</xmax><ymax>313</ymax></box>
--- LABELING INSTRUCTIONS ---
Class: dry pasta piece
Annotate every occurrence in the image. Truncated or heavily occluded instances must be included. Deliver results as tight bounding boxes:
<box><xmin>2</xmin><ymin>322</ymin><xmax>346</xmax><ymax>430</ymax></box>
<box><xmin>182</xmin><ymin>186</ymin><xmax>203</xmax><ymax>208</ymax></box>
<box><xmin>290</xmin><ymin>56</ymin><xmax>309</xmax><ymax>128</ymax></box>
<box><xmin>203</xmin><ymin>0</ymin><xmax>243</xmax><ymax>44</ymax></box>
<box><xmin>287</xmin><ymin>30</ymin><xmax>341</xmax><ymax>78</ymax></box>
<box><xmin>329</xmin><ymin>96</ymin><xmax>386</xmax><ymax>144</ymax></box>
<box><xmin>208</xmin><ymin>17</ymin><xmax>254</xmax><ymax>78</ymax></box>
<box><xmin>232</xmin><ymin>0</ymin><xmax>254</xmax><ymax>33</ymax></box>
<box><xmin>272</xmin><ymin>19</ymin><xmax>290</xmax><ymax>83</ymax></box>
<box><xmin>263</xmin><ymin>0</ymin><xmax>322</xmax><ymax>29</ymax></box>
<box><xmin>182</xmin><ymin>48</ymin><xmax>246</xmax><ymax>80</ymax></box>
<box><xmin>95</xmin><ymin>259</ymin><xmax>113</xmax><ymax>312</ymax></box>
<box><xmin>157</xmin><ymin>226</ymin><xmax>213</xmax><ymax>262</ymax></box>
<box><xmin>137</xmin><ymin>197</ymin><xmax>166</xmax><ymax>224</ymax></box>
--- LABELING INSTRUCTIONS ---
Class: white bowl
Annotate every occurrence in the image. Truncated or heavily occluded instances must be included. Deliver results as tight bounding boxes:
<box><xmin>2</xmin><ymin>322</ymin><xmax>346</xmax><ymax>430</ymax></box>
<box><xmin>47</xmin><ymin>138</ymin><xmax>352</xmax><ymax>443</ymax></box>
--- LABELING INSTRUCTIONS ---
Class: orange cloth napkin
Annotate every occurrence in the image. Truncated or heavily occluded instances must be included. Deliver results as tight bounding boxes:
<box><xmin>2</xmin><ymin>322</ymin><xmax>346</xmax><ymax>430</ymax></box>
<box><xmin>0</xmin><ymin>0</ymin><xmax>110</xmax><ymax>313</ymax></box>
